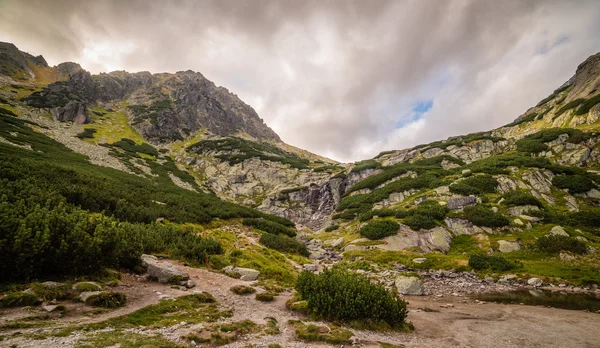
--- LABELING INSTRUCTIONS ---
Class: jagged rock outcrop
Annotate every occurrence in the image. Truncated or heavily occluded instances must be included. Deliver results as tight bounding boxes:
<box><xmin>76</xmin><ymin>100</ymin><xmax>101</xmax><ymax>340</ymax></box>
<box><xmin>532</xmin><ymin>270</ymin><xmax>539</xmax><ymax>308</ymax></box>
<box><xmin>51</xmin><ymin>100</ymin><xmax>89</xmax><ymax>124</ymax></box>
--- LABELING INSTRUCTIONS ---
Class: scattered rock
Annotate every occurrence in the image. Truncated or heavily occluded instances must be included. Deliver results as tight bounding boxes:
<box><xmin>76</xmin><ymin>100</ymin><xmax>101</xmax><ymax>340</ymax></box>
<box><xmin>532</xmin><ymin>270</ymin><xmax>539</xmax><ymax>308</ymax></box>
<box><xmin>447</xmin><ymin>196</ymin><xmax>477</xmax><ymax>210</ymax></box>
<box><xmin>304</xmin><ymin>264</ymin><xmax>318</xmax><ymax>271</ymax></box>
<box><xmin>559</xmin><ymin>252</ymin><xmax>576</xmax><ymax>262</ymax></box>
<box><xmin>395</xmin><ymin>276</ymin><xmax>424</xmax><ymax>295</ymax></box>
<box><xmin>549</xmin><ymin>226</ymin><xmax>569</xmax><ymax>237</ymax></box>
<box><xmin>527</xmin><ymin>278</ymin><xmax>543</xmax><ymax>287</ymax></box>
<box><xmin>142</xmin><ymin>254</ymin><xmax>189</xmax><ymax>283</ymax></box>
<box><xmin>325</xmin><ymin>237</ymin><xmax>344</xmax><ymax>248</ymax></box>
<box><xmin>507</xmin><ymin>205</ymin><xmax>540</xmax><ymax>216</ymax></box>
<box><xmin>413</xmin><ymin>258</ymin><xmax>427</xmax><ymax>264</ymax></box>
<box><xmin>223</xmin><ymin>266</ymin><xmax>260</xmax><ymax>281</ymax></box>
<box><xmin>497</xmin><ymin>240</ymin><xmax>521</xmax><ymax>253</ymax></box>
<box><xmin>499</xmin><ymin>274</ymin><xmax>517</xmax><ymax>283</ymax></box>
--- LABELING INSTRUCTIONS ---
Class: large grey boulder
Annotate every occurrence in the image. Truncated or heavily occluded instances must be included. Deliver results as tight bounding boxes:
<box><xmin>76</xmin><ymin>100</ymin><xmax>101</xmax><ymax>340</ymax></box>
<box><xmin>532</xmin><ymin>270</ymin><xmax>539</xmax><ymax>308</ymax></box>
<box><xmin>79</xmin><ymin>291</ymin><xmax>102</xmax><ymax>302</ymax></box>
<box><xmin>223</xmin><ymin>266</ymin><xmax>260</xmax><ymax>281</ymax></box>
<box><xmin>549</xmin><ymin>226</ymin><xmax>569</xmax><ymax>237</ymax></box>
<box><xmin>141</xmin><ymin>254</ymin><xmax>189</xmax><ymax>283</ymax></box>
<box><xmin>395</xmin><ymin>276</ymin><xmax>424</xmax><ymax>295</ymax></box>
<box><xmin>527</xmin><ymin>278</ymin><xmax>543</xmax><ymax>287</ymax></box>
<box><xmin>497</xmin><ymin>240</ymin><xmax>521</xmax><ymax>253</ymax></box>
<box><xmin>52</xmin><ymin>100</ymin><xmax>89</xmax><ymax>124</ymax></box>
<box><xmin>447</xmin><ymin>196</ymin><xmax>477</xmax><ymax>210</ymax></box>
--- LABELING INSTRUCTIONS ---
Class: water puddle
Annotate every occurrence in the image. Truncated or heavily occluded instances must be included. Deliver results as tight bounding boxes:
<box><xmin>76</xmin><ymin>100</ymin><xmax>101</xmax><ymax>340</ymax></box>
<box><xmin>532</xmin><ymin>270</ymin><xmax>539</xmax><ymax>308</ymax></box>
<box><xmin>473</xmin><ymin>289</ymin><xmax>600</xmax><ymax>312</ymax></box>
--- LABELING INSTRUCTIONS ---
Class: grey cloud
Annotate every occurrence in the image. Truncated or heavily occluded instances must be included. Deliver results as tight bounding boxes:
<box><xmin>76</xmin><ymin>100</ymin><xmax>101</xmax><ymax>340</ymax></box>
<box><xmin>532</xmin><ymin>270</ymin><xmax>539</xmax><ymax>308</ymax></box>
<box><xmin>1</xmin><ymin>0</ymin><xmax>599</xmax><ymax>162</ymax></box>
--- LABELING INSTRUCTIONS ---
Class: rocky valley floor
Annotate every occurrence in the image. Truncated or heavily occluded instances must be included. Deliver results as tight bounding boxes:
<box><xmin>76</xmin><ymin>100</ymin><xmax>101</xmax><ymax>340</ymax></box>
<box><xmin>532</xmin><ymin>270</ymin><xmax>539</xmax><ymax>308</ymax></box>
<box><xmin>1</xmin><ymin>257</ymin><xmax>599</xmax><ymax>348</ymax></box>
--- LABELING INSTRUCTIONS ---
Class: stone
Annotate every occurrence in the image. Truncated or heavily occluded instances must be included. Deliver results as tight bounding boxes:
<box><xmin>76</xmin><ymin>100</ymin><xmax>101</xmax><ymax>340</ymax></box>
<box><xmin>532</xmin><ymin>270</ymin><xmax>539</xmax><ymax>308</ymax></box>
<box><xmin>304</xmin><ymin>264</ymin><xmax>317</xmax><ymax>271</ymax></box>
<box><xmin>142</xmin><ymin>254</ymin><xmax>189</xmax><ymax>283</ymax></box>
<box><xmin>184</xmin><ymin>280</ymin><xmax>196</xmax><ymax>288</ymax></box>
<box><xmin>225</xmin><ymin>267</ymin><xmax>260</xmax><ymax>281</ymax></box>
<box><xmin>412</xmin><ymin>258</ymin><xmax>427</xmax><ymax>264</ymax></box>
<box><xmin>527</xmin><ymin>278</ymin><xmax>543</xmax><ymax>287</ymax></box>
<box><xmin>395</xmin><ymin>276</ymin><xmax>424</xmax><ymax>295</ymax></box>
<box><xmin>79</xmin><ymin>291</ymin><xmax>102</xmax><ymax>302</ymax></box>
<box><xmin>549</xmin><ymin>226</ymin><xmax>569</xmax><ymax>237</ymax></box>
<box><xmin>344</xmin><ymin>244</ymin><xmax>367</xmax><ymax>252</ymax></box>
<box><xmin>491</xmin><ymin>207</ymin><xmax>499</xmax><ymax>213</ymax></box>
<box><xmin>560</xmin><ymin>252</ymin><xmax>576</xmax><ymax>262</ymax></box>
<box><xmin>499</xmin><ymin>274</ymin><xmax>517</xmax><ymax>283</ymax></box>
<box><xmin>447</xmin><ymin>196</ymin><xmax>477</xmax><ymax>210</ymax></box>
<box><xmin>326</xmin><ymin>237</ymin><xmax>344</xmax><ymax>248</ymax></box>
<box><xmin>575</xmin><ymin>236</ymin><xmax>589</xmax><ymax>243</ymax></box>
<box><xmin>507</xmin><ymin>205</ymin><xmax>540</xmax><ymax>216</ymax></box>
<box><xmin>42</xmin><ymin>305</ymin><xmax>60</xmax><ymax>312</ymax></box>
<box><xmin>513</xmin><ymin>218</ymin><xmax>524</xmax><ymax>226</ymax></box>
<box><xmin>497</xmin><ymin>240</ymin><xmax>521</xmax><ymax>253</ymax></box>
<box><xmin>444</xmin><ymin>218</ymin><xmax>483</xmax><ymax>236</ymax></box>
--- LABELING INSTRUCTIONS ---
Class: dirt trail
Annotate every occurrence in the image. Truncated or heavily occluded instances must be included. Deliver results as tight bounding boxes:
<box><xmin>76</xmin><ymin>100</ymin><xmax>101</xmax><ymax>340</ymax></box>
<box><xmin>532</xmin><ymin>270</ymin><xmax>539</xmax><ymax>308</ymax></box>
<box><xmin>3</xmin><ymin>261</ymin><xmax>599</xmax><ymax>347</ymax></box>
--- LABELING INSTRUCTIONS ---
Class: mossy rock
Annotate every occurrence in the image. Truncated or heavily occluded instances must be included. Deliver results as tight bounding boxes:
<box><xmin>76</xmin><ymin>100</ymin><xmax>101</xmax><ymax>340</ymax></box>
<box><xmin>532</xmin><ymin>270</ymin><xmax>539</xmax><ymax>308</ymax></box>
<box><xmin>73</xmin><ymin>282</ymin><xmax>103</xmax><ymax>292</ymax></box>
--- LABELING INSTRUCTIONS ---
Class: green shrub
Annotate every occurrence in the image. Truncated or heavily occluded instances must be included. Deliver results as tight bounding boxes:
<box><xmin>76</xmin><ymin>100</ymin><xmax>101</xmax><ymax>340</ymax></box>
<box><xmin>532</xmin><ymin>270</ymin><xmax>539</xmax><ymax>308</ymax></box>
<box><xmin>351</xmin><ymin>159</ymin><xmax>381</xmax><ymax>173</ymax></box>
<box><xmin>255</xmin><ymin>293</ymin><xmax>275</xmax><ymax>302</ymax></box>
<box><xmin>505</xmin><ymin>112</ymin><xmax>538</xmax><ymax>127</ymax></box>
<box><xmin>450</xmin><ymin>175</ymin><xmax>498</xmax><ymax>195</ymax></box>
<box><xmin>242</xmin><ymin>218</ymin><xmax>296</xmax><ymax>237</ymax></box>
<box><xmin>411</xmin><ymin>200</ymin><xmax>448</xmax><ymax>220</ymax></box>
<box><xmin>468</xmin><ymin>254</ymin><xmax>519</xmax><ymax>271</ymax></box>
<box><xmin>230</xmin><ymin>285</ymin><xmax>256</xmax><ymax>295</ymax></box>
<box><xmin>552</xmin><ymin>175</ymin><xmax>594</xmax><ymax>194</ymax></box>
<box><xmin>360</xmin><ymin>220</ymin><xmax>399</xmax><ymax>240</ymax></box>
<box><xmin>325</xmin><ymin>225</ymin><xmax>339</xmax><ymax>232</ymax></box>
<box><xmin>569</xmin><ymin>210</ymin><xmax>600</xmax><ymax>228</ymax></box>
<box><xmin>555</xmin><ymin>98</ymin><xmax>585</xmax><ymax>116</ymax></box>
<box><xmin>516</xmin><ymin>128</ymin><xmax>591</xmax><ymax>153</ymax></box>
<box><xmin>85</xmin><ymin>291</ymin><xmax>127</xmax><ymax>308</ymax></box>
<box><xmin>259</xmin><ymin>233</ymin><xmax>309</xmax><ymax>257</ymax></box>
<box><xmin>74</xmin><ymin>283</ymin><xmax>102</xmax><ymax>292</ymax></box>
<box><xmin>112</xmin><ymin>138</ymin><xmax>158</xmax><ymax>157</ymax></box>
<box><xmin>295</xmin><ymin>268</ymin><xmax>408</xmax><ymax>328</ymax></box>
<box><xmin>0</xmin><ymin>293</ymin><xmax>41</xmax><ymax>308</ymax></box>
<box><xmin>76</xmin><ymin>128</ymin><xmax>97</xmax><ymax>139</ymax></box>
<box><xmin>359</xmin><ymin>209</ymin><xmax>409</xmax><ymax>222</ymax></box>
<box><xmin>403</xmin><ymin>215</ymin><xmax>436</xmax><ymax>230</ymax></box>
<box><xmin>279</xmin><ymin>186</ymin><xmax>307</xmax><ymax>195</ymax></box>
<box><xmin>574</xmin><ymin>94</ymin><xmax>600</xmax><ymax>115</ymax></box>
<box><xmin>516</xmin><ymin>139</ymin><xmax>548</xmax><ymax>153</ymax></box>
<box><xmin>30</xmin><ymin>283</ymin><xmax>73</xmax><ymax>301</ymax></box>
<box><xmin>536</xmin><ymin>235</ymin><xmax>587</xmax><ymax>254</ymax></box>
<box><xmin>462</xmin><ymin>206</ymin><xmax>510</xmax><ymax>227</ymax></box>
<box><xmin>501</xmin><ymin>191</ymin><xmax>542</xmax><ymax>207</ymax></box>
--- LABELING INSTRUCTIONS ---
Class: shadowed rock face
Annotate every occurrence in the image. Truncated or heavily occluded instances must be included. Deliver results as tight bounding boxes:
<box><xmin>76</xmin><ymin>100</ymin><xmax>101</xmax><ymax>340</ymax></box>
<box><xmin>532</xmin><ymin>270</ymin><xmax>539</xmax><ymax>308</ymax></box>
<box><xmin>25</xmin><ymin>68</ymin><xmax>281</xmax><ymax>143</ymax></box>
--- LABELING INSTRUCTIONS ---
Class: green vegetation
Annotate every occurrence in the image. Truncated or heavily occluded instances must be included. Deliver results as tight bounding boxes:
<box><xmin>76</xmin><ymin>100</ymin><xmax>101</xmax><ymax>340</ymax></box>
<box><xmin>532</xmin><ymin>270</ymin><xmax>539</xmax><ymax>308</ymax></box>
<box><xmin>296</xmin><ymin>268</ymin><xmax>408</xmax><ymax>329</ymax></box>
<box><xmin>505</xmin><ymin>112</ymin><xmax>538</xmax><ymax>127</ymax></box>
<box><xmin>279</xmin><ymin>186</ymin><xmax>307</xmax><ymax>195</ymax></box>
<box><xmin>259</xmin><ymin>233</ymin><xmax>309</xmax><ymax>257</ymax></box>
<box><xmin>187</xmin><ymin>137</ymin><xmax>310</xmax><ymax>169</ymax></box>
<box><xmin>468</xmin><ymin>254</ymin><xmax>520</xmax><ymax>271</ymax></box>
<box><xmin>30</xmin><ymin>282</ymin><xmax>73</xmax><ymax>301</ymax></box>
<box><xmin>255</xmin><ymin>293</ymin><xmax>275</xmax><ymax>302</ymax></box>
<box><xmin>536</xmin><ymin>235</ymin><xmax>587</xmax><ymax>254</ymax></box>
<box><xmin>128</xmin><ymin>99</ymin><xmax>172</xmax><ymax>125</ymax></box>
<box><xmin>501</xmin><ymin>191</ymin><xmax>543</xmax><ymax>207</ymax></box>
<box><xmin>111</xmin><ymin>137</ymin><xmax>158</xmax><ymax>157</ymax></box>
<box><xmin>0</xmin><ymin>292</ymin><xmax>40</xmax><ymax>308</ymax></box>
<box><xmin>466</xmin><ymin>152</ymin><xmax>583</xmax><ymax>175</ymax></box>
<box><xmin>293</xmin><ymin>321</ymin><xmax>354</xmax><ymax>344</ymax></box>
<box><xmin>85</xmin><ymin>292</ymin><xmax>127</xmax><ymax>308</ymax></box>
<box><xmin>552</xmin><ymin>174</ymin><xmax>595</xmax><ymax>194</ymax></box>
<box><xmin>351</xmin><ymin>159</ymin><xmax>382</xmax><ymax>173</ymax></box>
<box><xmin>574</xmin><ymin>94</ymin><xmax>600</xmax><ymax>115</ymax></box>
<box><xmin>360</xmin><ymin>220</ymin><xmax>399</xmax><ymax>240</ymax></box>
<box><xmin>325</xmin><ymin>224</ymin><xmax>339</xmax><ymax>232</ymax></box>
<box><xmin>403</xmin><ymin>214</ymin><xmax>436</xmax><ymax>230</ymax></box>
<box><xmin>76</xmin><ymin>128</ymin><xmax>97</xmax><ymax>139</ymax></box>
<box><xmin>555</xmin><ymin>98</ymin><xmax>586</xmax><ymax>117</ymax></box>
<box><xmin>423</xmin><ymin>132</ymin><xmax>504</xmax><ymax>151</ymax></box>
<box><xmin>450</xmin><ymin>174</ymin><xmax>498</xmax><ymax>195</ymax></box>
<box><xmin>516</xmin><ymin>128</ymin><xmax>591</xmax><ymax>153</ymax></box>
<box><xmin>462</xmin><ymin>206</ymin><xmax>510</xmax><ymax>227</ymax></box>
<box><xmin>230</xmin><ymin>285</ymin><xmax>256</xmax><ymax>295</ymax></box>
<box><xmin>242</xmin><ymin>218</ymin><xmax>296</xmax><ymax>237</ymax></box>
<box><xmin>313</xmin><ymin>164</ymin><xmax>344</xmax><ymax>172</ymax></box>
<box><xmin>536</xmin><ymin>84</ymin><xmax>570</xmax><ymax>107</ymax></box>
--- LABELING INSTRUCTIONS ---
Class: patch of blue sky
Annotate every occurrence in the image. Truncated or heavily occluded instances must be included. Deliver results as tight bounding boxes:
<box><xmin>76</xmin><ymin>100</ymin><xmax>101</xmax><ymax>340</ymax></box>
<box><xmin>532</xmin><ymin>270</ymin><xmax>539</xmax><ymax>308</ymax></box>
<box><xmin>395</xmin><ymin>99</ymin><xmax>433</xmax><ymax>128</ymax></box>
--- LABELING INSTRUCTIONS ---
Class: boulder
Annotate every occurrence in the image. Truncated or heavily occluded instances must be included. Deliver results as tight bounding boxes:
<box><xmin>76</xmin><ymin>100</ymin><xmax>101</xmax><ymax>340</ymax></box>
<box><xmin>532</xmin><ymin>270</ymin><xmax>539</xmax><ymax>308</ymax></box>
<box><xmin>507</xmin><ymin>205</ymin><xmax>540</xmax><ymax>216</ymax></box>
<box><xmin>325</xmin><ymin>237</ymin><xmax>344</xmax><ymax>248</ymax></box>
<box><xmin>223</xmin><ymin>266</ymin><xmax>260</xmax><ymax>281</ymax></box>
<box><xmin>559</xmin><ymin>252</ymin><xmax>576</xmax><ymax>262</ymax></box>
<box><xmin>395</xmin><ymin>276</ymin><xmax>424</xmax><ymax>295</ymax></box>
<box><xmin>79</xmin><ymin>291</ymin><xmax>102</xmax><ymax>302</ymax></box>
<box><xmin>304</xmin><ymin>264</ymin><xmax>318</xmax><ymax>272</ymax></box>
<box><xmin>497</xmin><ymin>240</ymin><xmax>521</xmax><ymax>253</ymax></box>
<box><xmin>42</xmin><ymin>305</ymin><xmax>60</xmax><ymax>312</ymax></box>
<box><xmin>444</xmin><ymin>218</ymin><xmax>483</xmax><ymax>235</ymax></box>
<box><xmin>498</xmin><ymin>274</ymin><xmax>517</xmax><ymax>283</ymax></box>
<box><xmin>344</xmin><ymin>244</ymin><xmax>367</xmax><ymax>252</ymax></box>
<box><xmin>412</xmin><ymin>258</ymin><xmax>427</xmax><ymax>264</ymax></box>
<box><xmin>141</xmin><ymin>254</ymin><xmax>189</xmax><ymax>283</ymax></box>
<box><xmin>447</xmin><ymin>196</ymin><xmax>477</xmax><ymax>210</ymax></box>
<box><xmin>549</xmin><ymin>226</ymin><xmax>569</xmax><ymax>237</ymax></box>
<box><xmin>527</xmin><ymin>277</ymin><xmax>543</xmax><ymax>287</ymax></box>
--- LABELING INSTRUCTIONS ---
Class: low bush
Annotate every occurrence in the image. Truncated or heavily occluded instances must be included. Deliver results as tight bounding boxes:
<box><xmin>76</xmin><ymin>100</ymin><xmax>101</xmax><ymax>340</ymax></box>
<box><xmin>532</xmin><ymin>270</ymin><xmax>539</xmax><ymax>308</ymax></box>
<box><xmin>30</xmin><ymin>282</ymin><xmax>74</xmax><ymax>301</ymax></box>
<box><xmin>552</xmin><ymin>175</ymin><xmax>594</xmax><ymax>194</ymax></box>
<box><xmin>505</xmin><ymin>112</ymin><xmax>538</xmax><ymax>127</ymax></box>
<box><xmin>259</xmin><ymin>233</ymin><xmax>309</xmax><ymax>257</ymax></box>
<box><xmin>360</xmin><ymin>220</ymin><xmax>399</xmax><ymax>240</ymax></box>
<box><xmin>555</xmin><ymin>98</ymin><xmax>586</xmax><ymax>117</ymax></box>
<box><xmin>325</xmin><ymin>225</ymin><xmax>339</xmax><ymax>232</ymax></box>
<box><xmin>536</xmin><ymin>235</ymin><xmax>587</xmax><ymax>254</ymax></box>
<box><xmin>450</xmin><ymin>175</ymin><xmax>498</xmax><ymax>195</ymax></box>
<box><xmin>242</xmin><ymin>218</ymin><xmax>296</xmax><ymax>237</ymax></box>
<box><xmin>85</xmin><ymin>291</ymin><xmax>127</xmax><ymax>308</ymax></box>
<box><xmin>73</xmin><ymin>283</ymin><xmax>102</xmax><ymax>292</ymax></box>
<box><xmin>574</xmin><ymin>94</ymin><xmax>600</xmax><ymax>115</ymax></box>
<box><xmin>411</xmin><ymin>200</ymin><xmax>448</xmax><ymax>220</ymax></box>
<box><xmin>569</xmin><ymin>210</ymin><xmax>600</xmax><ymax>228</ymax></box>
<box><xmin>296</xmin><ymin>268</ymin><xmax>408</xmax><ymax>328</ymax></box>
<box><xmin>359</xmin><ymin>209</ymin><xmax>409</xmax><ymax>222</ymax></box>
<box><xmin>255</xmin><ymin>293</ymin><xmax>275</xmax><ymax>302</ymax></box>
<box><xmin>501</xmin><ymin>191</ymin><xmax>543</xmax><ymax>207</ymax></box>
<box><xmin>230</xmin><ymin>285</ymin><xmax>256</xmax><ymax>295</ymax></box>
<box><xmin>516</xmin><ymin>139</ymin><xmax>548</xmax><ymax>153</ymax></box>
<box><xmin>462</xmin><ymin>206</ymin><xmax>510</xmax><ymax>227</ymax></box>
<box><xmin>351</xmin><ymin>159</ymin><xmax>381</xmax><ymax>173</ymax></box>
<box><xmin>403</xmin><ymin>214</ymin><xmax>436</xmax><ymax>230</ymax></box>
<box><xmin>468</xmin><ymin>254</ymin><xmax>519</xmax><ymax>271</ymax></box>
<box><xmin>0</xmin><ymin>293</ymin><xmax>41</xmax><ymax>308</ymax></box>
<box><xmin>76</xmin><ymin>128</ymin><xmax>97</xmax><ymax>139</ymax></box>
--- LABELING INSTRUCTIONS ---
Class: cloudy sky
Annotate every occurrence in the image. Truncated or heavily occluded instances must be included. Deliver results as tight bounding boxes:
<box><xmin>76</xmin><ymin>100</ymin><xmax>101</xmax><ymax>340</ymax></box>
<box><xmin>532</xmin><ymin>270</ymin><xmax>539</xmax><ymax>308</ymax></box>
<box><xmin>1</xmin><ymin>0</ymin><xmax>600</xmax><ymax>162</ymax></box>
